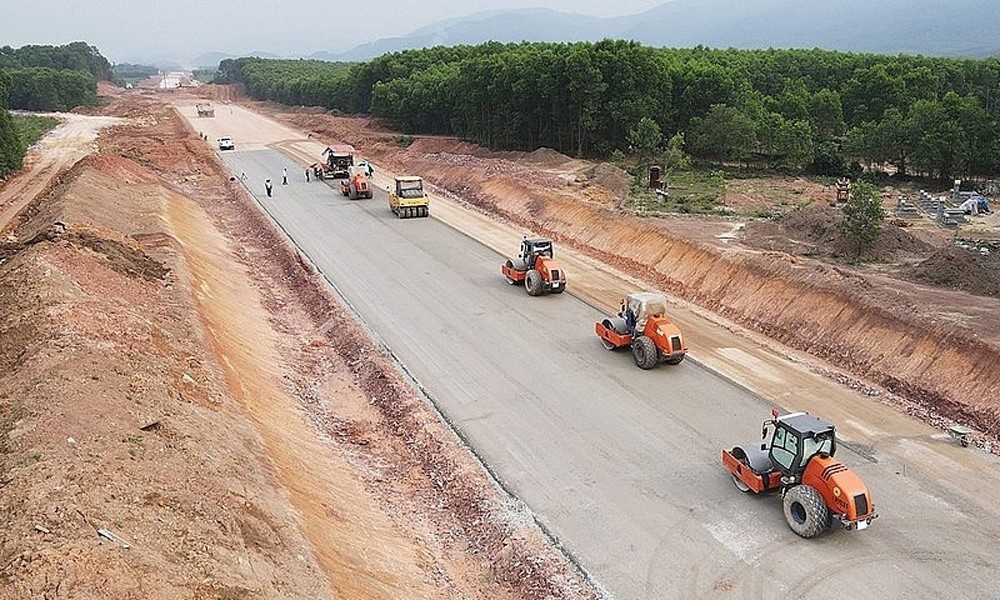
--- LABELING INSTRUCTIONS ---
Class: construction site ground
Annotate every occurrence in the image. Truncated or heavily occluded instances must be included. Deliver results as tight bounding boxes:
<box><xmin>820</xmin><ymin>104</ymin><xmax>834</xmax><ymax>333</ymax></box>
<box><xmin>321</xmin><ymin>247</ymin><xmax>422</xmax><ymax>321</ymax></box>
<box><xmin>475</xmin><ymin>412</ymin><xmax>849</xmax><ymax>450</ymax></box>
<box><xmin>0</xmin><ymin>83</ymin><xmax>998</xmax><ymax>598</ymax></box>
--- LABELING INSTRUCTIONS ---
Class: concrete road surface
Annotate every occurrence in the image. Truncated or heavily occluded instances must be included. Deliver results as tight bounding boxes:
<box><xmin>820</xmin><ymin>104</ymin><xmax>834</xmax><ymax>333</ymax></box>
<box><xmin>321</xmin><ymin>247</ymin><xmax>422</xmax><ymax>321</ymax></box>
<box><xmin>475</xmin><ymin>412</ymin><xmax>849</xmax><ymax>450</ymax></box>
<box><xmin>212</xmin><ymin>145</ymin><xmax>1000</xmax><ymax>599</ymax></box>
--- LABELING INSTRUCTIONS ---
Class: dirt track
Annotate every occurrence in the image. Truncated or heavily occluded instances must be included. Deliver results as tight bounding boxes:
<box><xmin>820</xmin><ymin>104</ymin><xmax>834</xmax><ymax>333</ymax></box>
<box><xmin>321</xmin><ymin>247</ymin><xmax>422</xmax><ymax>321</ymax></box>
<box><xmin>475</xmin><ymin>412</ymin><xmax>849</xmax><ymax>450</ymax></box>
<box><xmin>0</xmin><ymin>113</ymin><xmax>121</xmax><ymax>237</ymax></box>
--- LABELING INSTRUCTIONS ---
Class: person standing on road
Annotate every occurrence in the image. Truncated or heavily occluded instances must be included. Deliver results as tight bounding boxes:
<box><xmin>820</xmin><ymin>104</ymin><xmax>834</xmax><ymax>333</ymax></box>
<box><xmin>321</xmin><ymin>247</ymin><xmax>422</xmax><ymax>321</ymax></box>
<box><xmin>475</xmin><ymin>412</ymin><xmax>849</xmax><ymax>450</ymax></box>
<box><xmin>305</xmin><ymin>168</ymin><xmax>310</xmax><ymax>182</ymax></box>
<box><xmin>282</xmin><ymin>168</ymin><xmax>288</xmax><ymax>185</ymax></box>
<box><xmin>265</xmin><ymin>178</ymin><xmax>273</xmax><ymax>197</ymax></box>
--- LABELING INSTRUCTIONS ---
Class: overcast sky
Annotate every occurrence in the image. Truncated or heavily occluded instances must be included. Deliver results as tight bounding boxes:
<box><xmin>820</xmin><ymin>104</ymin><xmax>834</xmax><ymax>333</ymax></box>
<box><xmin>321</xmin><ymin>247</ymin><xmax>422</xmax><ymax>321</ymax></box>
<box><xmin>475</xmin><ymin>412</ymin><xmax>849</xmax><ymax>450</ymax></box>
<box><xmin>3</xmin><ymin>0</ymin><xmax>667</xmax><ymax>64</ymax></box>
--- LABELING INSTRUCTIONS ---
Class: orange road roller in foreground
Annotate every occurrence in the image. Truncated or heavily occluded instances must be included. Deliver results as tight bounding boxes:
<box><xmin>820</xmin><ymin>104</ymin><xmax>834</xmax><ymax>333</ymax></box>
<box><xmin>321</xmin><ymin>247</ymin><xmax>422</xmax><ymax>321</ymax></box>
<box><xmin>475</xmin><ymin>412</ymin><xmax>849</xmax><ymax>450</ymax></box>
<box><xmin>722</xmin><ymin>410</ymin><xmax>878</xmax><ymax>538</ymax></box>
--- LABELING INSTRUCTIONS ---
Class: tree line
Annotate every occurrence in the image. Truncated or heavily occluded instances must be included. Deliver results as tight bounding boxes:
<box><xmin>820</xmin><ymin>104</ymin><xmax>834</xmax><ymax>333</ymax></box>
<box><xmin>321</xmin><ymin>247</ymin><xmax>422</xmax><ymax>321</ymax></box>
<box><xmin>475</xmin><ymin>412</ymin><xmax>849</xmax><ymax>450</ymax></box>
<box><xmin>216</xmin><ymin>58</ymin><xmax>355</xmax><ymax>109</ymax></box>
<box><xmin>221</xmin><ymin>42</ymin><xmax>1000</xmax><ymax>180</ymax></box>
<box><xmin>0</xmin><ymin>42</ymin><xmax>108</xmax><ymax>112</ymax></box>
<box><xmin>112</xmin><ymin>63</ymin><xmax>160</xmax><ymax>87</ymax></box>
<box><xmin>0</xmin><ymin>72</ymin><xmax>24</xmax><ymax>177</ymax></box>
<box><xmin>0</xmin><ymin>42</ymin><xmax>108</xmax><ymax>176</ymax></box>
<box><xmin>0</xmin><ymin>75</ymin><xmax>60</xmax><ymax>179</ymax></box>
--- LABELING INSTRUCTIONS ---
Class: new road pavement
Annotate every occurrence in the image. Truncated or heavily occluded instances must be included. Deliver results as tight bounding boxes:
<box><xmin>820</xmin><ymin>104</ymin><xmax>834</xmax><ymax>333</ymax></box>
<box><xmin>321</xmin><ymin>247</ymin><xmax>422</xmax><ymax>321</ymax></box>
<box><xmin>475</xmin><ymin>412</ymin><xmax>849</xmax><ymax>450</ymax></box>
<box><xmin>217</xmin><ymin>146</ymin><xmax>1000</xmax><ymax>599</ymax></box>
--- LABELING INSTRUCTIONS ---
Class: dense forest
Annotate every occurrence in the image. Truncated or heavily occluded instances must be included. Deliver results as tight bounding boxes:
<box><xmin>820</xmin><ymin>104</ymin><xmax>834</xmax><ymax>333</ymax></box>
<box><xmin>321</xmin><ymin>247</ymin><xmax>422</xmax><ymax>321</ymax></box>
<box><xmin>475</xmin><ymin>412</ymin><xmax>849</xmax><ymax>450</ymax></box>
<box><xmin>0</xmin><ymin>72</ymin><xmax>24</xmax><ymax>177</ymax></box>
<box><xmin>0</xmin><ymin>42</ymin><xmax>109</xmax><ymax>111</ymax></box>
<box><xmin>217</xmin><ymin>59</ymin><xmax>355</xmax><ymax>108</ymax></box>
<box><xmin>0</xmin><ymin>42</ymin><xmax>107</xmax><ymax>176</ymax></box>
<box><xmin>220</xmin><ymin>42</ymin><xmax>1000</xmax><ymax>180</ymax></box>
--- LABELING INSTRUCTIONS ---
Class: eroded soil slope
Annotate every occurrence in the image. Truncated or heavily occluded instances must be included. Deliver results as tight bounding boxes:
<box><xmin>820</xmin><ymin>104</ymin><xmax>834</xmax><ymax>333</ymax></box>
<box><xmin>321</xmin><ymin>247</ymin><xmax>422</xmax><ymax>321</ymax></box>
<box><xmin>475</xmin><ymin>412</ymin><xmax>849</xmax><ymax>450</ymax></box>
<box><xmin>0</xmin><ymin>91</ymin><xmax>593</xmax><ymax>598</ymax></box>
<box><xmin>0</xmin><ymin>160</ymin><xmax>330</xmax><ymax>599</ymax></box>
<box><xmin>268</xmin><ymin>103</ymin><xmax>1000</xmax><ymax>442</ymax></box>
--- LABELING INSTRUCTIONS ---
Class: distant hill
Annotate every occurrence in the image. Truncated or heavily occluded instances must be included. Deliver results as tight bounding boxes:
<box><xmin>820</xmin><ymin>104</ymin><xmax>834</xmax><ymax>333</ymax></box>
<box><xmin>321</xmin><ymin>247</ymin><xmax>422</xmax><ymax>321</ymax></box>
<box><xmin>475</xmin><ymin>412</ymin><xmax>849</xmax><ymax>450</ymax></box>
<box><xmin>329</xmin><ymin>0</ymin><xmax>1000</xmax><ymax>61</ymax></box>
<box><xmin>327</xmin><ymin>9</ymin><xmax>607</xmax><ymax>62</ymax></box>
<box><xmin>192</xmin><ymin>52</ymin><xmax>238</xmax><ymax>69</ymax></box>
<box><xmin>622</xmin><ymin>0</ymin><xmax>1000</xmax><ymax>56</ymax></box>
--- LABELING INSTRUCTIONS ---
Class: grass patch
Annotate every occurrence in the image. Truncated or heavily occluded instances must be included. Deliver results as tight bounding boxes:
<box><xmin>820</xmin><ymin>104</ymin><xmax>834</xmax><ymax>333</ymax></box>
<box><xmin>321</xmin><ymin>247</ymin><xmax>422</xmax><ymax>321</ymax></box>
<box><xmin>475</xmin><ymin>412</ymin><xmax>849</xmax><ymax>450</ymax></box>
<box><xmin>629</xmin><ymin>168</ymin><xmax>727</xmax><ymax>215</ymax></box>
<box><xmin>12</xmin><ymin>114</ymin><xmax>59</xmax><ymax>149</ymax></box>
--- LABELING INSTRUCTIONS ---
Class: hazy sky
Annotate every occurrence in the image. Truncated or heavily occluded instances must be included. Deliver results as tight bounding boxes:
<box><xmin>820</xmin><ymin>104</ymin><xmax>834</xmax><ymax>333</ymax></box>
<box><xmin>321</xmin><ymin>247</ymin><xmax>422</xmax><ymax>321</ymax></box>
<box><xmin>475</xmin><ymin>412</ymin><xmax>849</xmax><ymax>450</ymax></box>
<box><xmin>3</xmin><ymin>0</ymin><xmax>667</xmax><ymax>64</ymax></box>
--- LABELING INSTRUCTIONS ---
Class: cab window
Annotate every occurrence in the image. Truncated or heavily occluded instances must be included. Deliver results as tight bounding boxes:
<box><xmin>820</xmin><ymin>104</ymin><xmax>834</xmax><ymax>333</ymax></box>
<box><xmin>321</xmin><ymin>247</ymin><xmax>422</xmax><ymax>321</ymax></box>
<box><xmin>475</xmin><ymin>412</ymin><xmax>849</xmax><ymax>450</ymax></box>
<box><xmin>800</xmin><ymin>433</ymin><xmax>833</xmax><ymax>468</ymax></box>
<box><xmin>770</xmin><ymin>426</ymin><xmax>798</xmax><ymax>472</ymax></box>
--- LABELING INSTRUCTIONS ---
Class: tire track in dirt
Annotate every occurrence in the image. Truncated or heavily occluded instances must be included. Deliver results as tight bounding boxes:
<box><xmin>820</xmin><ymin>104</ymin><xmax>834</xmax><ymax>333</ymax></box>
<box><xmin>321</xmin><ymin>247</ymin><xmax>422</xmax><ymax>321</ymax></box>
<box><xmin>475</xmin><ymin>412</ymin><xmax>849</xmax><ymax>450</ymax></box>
<box><xmin>0</xmin><ymin>113</ymin><xmax>121</xmax><ymax>235</ymax></box>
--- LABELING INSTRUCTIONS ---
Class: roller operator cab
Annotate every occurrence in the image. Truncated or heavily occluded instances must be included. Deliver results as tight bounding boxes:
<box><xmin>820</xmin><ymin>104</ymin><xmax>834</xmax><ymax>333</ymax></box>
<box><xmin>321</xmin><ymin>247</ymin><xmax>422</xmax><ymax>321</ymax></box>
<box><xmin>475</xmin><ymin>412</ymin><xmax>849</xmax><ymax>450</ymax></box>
<box><xmin>501</xmin><ymin>238</ymin><xmax>567</xmax><ymax>296</ymax></box>
<box><xmin>594</xmin><ymin>292</ymin><xmax>686</xmax><ymax>369</ymax></box>
<box><xmin>388</xmin><ymin>176</ymin><xmax>429</xmax><ymax>218</ymax></box>
<box><xmin>722</xmin><ymin>410</ymin><xmax>878</xmax><ymax>538</ymax></box>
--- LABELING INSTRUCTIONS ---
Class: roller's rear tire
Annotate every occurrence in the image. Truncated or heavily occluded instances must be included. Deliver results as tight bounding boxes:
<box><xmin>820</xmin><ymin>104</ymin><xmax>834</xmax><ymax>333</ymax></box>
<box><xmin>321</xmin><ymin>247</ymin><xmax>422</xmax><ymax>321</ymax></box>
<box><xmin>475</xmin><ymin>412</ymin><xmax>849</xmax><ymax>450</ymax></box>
<box><xmin>783</xmin><ymin>485</ymin><xmax>829</xmax><ymax>538</ymax></box>
<box><xmin>632</xmin><ymin>336</ymin><xmax>658</xmax><ymax>370</ymax></box>
<box><xmin>525</xmin><ymin>269</ymin><xmax>544</xmax><ymax>296</ymax></box>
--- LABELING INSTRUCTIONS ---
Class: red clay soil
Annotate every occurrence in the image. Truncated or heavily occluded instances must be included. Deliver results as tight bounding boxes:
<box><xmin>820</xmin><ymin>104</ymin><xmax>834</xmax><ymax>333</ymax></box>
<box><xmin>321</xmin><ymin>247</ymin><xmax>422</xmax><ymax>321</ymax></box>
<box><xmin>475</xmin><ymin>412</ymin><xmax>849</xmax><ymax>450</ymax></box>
<box><xmin>0</xmin><ymin>90</ymin><xmax>593</xmax><ymax>599</ymax></box>
<box><xmin>904</xmin><ymin>242</ymin><xmax>1000</xmax><ymax>297</ymax></box>
<box><xmin>257</xmin><ymin>97</ymin><xmax>1000</xmax><ymax>442</ymax></box>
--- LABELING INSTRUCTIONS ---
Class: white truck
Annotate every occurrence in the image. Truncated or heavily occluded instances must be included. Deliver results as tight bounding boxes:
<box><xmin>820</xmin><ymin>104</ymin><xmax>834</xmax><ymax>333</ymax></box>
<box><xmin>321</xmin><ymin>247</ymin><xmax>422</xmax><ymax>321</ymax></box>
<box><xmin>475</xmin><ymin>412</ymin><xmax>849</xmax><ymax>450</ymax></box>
<box><xmin>217</xmin><ymin>136</ymin><xmax>235</xmax><ymax>151</ymax></box>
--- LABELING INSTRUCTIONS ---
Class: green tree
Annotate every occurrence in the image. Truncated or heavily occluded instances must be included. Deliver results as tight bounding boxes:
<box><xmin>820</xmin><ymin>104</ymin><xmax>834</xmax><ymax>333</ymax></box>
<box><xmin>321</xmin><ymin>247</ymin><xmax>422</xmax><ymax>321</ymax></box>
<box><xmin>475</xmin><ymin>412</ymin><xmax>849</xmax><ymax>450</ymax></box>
<box><xmin>664</xmin><ymin>132</ymin><xmax>691</xmax><ymax>171</ymax></box>
<box><xmin>628</xmin><ymin>116</ymin><xmax>661</xmax><ymax>164</ymax></box>
<box><xmin>839</xmin><ymin>180</ymin><xmax>884</xmax><ymax>260</ymax></box>
<box><xmin>689</xmin><ymin>104</ymin><xmax>755</xmax><ymax>164</ymax></box>
<box><xmin>0</xmin><ymin>72</ymin><xmax>25</xmax><ymax>177</ymax></box>
<box><xmin>807</xmin><ymin>88</ymin><xmax>845</xmax><ymax>141</ymax></box>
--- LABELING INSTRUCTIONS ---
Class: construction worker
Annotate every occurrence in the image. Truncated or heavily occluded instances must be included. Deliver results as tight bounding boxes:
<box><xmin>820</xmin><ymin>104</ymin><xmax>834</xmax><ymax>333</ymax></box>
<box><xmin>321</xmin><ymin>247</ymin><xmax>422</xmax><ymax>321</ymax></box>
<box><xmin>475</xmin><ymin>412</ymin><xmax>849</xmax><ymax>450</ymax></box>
<box><xmin>305</xmin><ymin>168</ymin><xmax>310</xmax><ymax>182</ymax></box>
<box><xmin>265</xmin><ymin>178</ymin><xmax>273</xmax><ymax>197</ymax></box>
<box><xmin>282</xmin><ymin>168</ymin><xmax>288</xmax><ymax>185</ymax></box>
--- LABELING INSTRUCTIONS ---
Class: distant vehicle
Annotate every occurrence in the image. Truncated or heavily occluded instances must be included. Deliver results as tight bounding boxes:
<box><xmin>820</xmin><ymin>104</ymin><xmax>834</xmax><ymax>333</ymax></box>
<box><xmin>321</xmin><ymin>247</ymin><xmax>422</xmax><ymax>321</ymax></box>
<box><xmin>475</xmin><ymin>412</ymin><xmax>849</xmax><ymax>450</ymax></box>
<box><xmin>501</xmin><ymin>237</ymin><xmax>566</xmax><ymax>296</ymax></box>
<box><xmin>595</xmin><ymin>292</ymin><xmax>686</xmax><ymax>369</ymax></box>
<box><xmin>321</xmin><ymin>144</ymin><xmax>355</xmax><ymax>179</ymax></box>
<box><xmin>340</xmin><ymin>166</ymin><xmax>372</xmax><ymax>200</ymax></box>
<box><xmin>387</xmin><ymin>176</ymin><xmax>429</xmax><ymax>218</ymax></box>
<box><xmin>217</xmin><ymin>136</ymin><xmax>235</xmax><ymax>151</ymax></box>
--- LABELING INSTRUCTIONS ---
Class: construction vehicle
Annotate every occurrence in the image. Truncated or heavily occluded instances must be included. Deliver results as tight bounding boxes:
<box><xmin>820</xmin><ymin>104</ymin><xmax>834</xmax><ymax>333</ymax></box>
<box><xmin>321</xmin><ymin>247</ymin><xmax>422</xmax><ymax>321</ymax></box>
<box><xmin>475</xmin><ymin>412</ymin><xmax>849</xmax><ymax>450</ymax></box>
<box><xmin>340</xmin><ymin>165</ymin><xmax>372</xmax><ymax>199</ymax></box>
<box><xmin>196</xmin><ymin>102</ymin><xmax>215</xmax><ymax>117</ymax></box>
<box><xmin>722</xmin><ymin>410</ymin><xmax>878</xmax><ymax>538</ymax></box>
<box><xmin>321</xmin><ymin>144</ymin><xmax>355</xmax><ymax>179</ymax></box>
<box><xmin>595</xmin><ymin>292</ymin><xmax>686</xmax><ymax>368</ymax></box>
<box><xmin>388</xmin><ymin>176</ymin><xmax>429</xmax><ymax>218</ymax></box>
<box><xmin>501</xmin><ymin>238</ymin><xmax>566</xmax><ymax>296</ymax></box>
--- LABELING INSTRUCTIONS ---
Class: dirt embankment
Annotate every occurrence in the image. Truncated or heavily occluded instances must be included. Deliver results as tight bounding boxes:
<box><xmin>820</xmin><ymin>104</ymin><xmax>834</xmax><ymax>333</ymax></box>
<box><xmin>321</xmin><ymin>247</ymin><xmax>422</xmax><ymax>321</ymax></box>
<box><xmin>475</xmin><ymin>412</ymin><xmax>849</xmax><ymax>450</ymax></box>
<box><xmin>0</xmin><ymin>158</ymin><xmax>329</xmax><ymax>598</ymax></box>
<box><xmin>0</xmin><ymin>91</ymin><xmax>593</xmax><ymax>598</ymax></box>
<box><xmin>265</xmin><ymin>107</ymin><xmax>1000</xmax><ymax>440</ymax></box>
